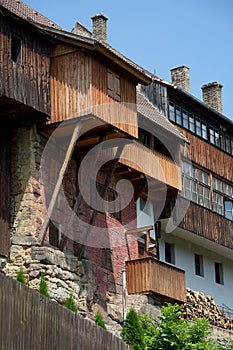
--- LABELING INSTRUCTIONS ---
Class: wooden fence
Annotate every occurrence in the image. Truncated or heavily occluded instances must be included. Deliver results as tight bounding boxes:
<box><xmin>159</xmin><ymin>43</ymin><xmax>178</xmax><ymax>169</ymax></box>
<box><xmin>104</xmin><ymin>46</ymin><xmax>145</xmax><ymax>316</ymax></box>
<box><xmin>0</xmin><ymin>273</ymin><xmax>128</xmax><ymax>350</ymax></box>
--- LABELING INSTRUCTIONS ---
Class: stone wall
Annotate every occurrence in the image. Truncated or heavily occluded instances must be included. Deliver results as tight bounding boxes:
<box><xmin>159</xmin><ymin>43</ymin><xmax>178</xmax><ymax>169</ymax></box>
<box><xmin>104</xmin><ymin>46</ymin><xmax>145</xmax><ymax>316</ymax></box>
<box><xmin>2</xmin><ymin>124</ymin><xmax>140</xmax><ymax>334</ymax></box>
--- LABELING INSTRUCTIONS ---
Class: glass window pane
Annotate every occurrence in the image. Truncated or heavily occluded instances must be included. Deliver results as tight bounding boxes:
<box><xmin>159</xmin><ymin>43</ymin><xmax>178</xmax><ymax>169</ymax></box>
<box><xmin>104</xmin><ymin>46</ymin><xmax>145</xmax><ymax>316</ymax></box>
<box><xmin>169</xmin><ymin>103</ymin><xmax>175</xmax><ymax>121</ymax></box>
<box><xmin>225</xmin><ymin>136</ymin><xmax>230</xmax><ymax>153</ymax></box>
<box><xmin>189</xmin><ymin>115</ymin><xmax>195</xmax><ymax>132</ymax></box>
<box><xmin>196</xmin><ymin>119</ymin><xmax>201</xmax><ymax>137</ymax></box>
<box><xmin>223</xmin><ymin>183</ymin><xmax>232</xmax><ymax>197</ymax></box>
<box><xmin>183</xmin><ymin>111</ymin><xmax>189</xmax><ymax>129</ymax></box>
<box><xmin>176</xmin><ymin>106</ymin><xmax>182</xmax><ymax>125</ymax></box>
<box><xmin>210</xmin><ymin>128</ymin><xmax>215</xmax><ymax>144</ymax></box>
<box><xmin>224</xmin><ymin>201</ymin><xmax>233</xmax><ymax>220</ymax></box>
<box><xmin>198</xmin><ymin>169</ymin><xmax>209</xmax><ymax>185</ymax></box>
<box><xmin>215</xmin><ymin>130</ymin><xmax>220</xmax><ymax>147</ymax></box>
<box><xmin>202</xmin><ymin>123</ymin><xmax>207</xmax><ymax>139</ymax></box>
<box><xmin>220</xmin><ymin>133</ymin><xmax>226</xmax><ymax>151</ymax></box>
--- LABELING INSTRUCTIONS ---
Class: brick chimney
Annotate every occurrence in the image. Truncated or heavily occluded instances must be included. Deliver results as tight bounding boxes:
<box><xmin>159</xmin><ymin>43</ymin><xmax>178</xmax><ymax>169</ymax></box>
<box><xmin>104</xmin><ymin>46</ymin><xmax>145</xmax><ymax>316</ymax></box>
<box><xmin>91</xmin><ymin>13</ymin><xmax>108</xmax><ymax>41</ymax></box>
<box><xmin>201</xmin><ymin>82</ymin><xmax>223</xmax><ymax>114</ymax></box>
<box><xmin>170</xmin><ymin>65</ymin><xmax>190</xmax><ymax>92</ymax></box>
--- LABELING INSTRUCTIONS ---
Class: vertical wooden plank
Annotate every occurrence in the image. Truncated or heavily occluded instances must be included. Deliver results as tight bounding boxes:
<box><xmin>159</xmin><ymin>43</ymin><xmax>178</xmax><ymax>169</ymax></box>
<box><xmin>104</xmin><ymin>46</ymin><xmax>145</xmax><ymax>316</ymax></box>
<box><xmin>0</xmin><ymin>127</ymin><xmax>10</xmax><ymax>257</ymax></box>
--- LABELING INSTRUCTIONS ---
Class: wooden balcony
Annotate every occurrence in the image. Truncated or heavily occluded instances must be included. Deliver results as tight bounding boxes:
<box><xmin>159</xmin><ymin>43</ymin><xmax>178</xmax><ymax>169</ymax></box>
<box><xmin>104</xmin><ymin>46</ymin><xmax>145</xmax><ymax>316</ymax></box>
<box><xmin>161</xmin><ymin>197</ymin><xmax>233</xmax><ymax>250</ymax></box>
<box><xmin>126</xmin><ymin>257</ymin><xmax>186</xmax><ymax>304</ymax></box>
<box><xmin>101</xmin><ymin>140</ymin><xmax>181</xmax><ymax>190</ymax></box>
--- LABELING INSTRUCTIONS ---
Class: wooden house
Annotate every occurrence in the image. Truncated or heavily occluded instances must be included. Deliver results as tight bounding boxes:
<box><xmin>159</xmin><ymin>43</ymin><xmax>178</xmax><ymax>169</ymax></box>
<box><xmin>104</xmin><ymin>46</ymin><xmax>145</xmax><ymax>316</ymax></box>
<box><xmin>140</xmin><ymin>65</ymin><xmax>233</xmax><ymax>312</ymax></box>
<box><xmin>0</xmin><ymin>0</ymin><xmax>188</xmax><ymax>328</ymax></box>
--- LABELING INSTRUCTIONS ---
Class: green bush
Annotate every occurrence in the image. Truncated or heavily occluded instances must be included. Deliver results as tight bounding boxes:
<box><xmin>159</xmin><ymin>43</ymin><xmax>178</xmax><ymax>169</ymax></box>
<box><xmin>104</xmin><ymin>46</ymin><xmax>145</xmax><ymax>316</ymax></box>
<box><xmin>95</xmin><ymin>311</ymin><xmax>107</xmax><ymax>329</ymax></box>
<box><xmin>16</xmin><ymin>265</ymin><xmax>27</xmax><ymax>285</ymax></box>
<box><xmin>148</xmin><ymin>303</ymin><xmax>222</xmax><ymax>350</ymax></box>
<box><xmin>121</xmin><ymin>307</ymin><xmax>145</xmax><ymax>350</ymax></box>
<box><xmin>39</xmin><ymin>273</ymin><xmax>50</xmax><ymax>298</ymax></box>
<box><xmin>64</xmin><ymin>293</ymin><xmax>78</xmax><ymax>312</ymax></box>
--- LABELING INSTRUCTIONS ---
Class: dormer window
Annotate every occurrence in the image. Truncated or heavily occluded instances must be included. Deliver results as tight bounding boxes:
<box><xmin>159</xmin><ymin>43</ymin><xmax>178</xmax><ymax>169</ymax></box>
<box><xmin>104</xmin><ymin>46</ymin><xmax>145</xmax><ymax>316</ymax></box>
<box><xmin>107</xmin><ymin>70</ymin><xmax>121</xmax><ymax>101</ymax></box>
<box><xmin>11</xmin><ymin>34</ymin><xmax>22</xmax><ymax>63</ymax></box>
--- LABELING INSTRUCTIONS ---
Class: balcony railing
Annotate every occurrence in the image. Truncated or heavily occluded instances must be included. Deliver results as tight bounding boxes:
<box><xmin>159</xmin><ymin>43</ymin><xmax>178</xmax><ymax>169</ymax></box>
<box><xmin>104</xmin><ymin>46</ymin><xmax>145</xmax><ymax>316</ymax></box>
<box><xmin>101</xmin><ymin>140</ymin><xmax>181</xmax><ymax>190</ymax></box>
<box><xmin>126</xmin><ymin>257</ymin><xmax>186</xmax><ymax>304</ymax></box>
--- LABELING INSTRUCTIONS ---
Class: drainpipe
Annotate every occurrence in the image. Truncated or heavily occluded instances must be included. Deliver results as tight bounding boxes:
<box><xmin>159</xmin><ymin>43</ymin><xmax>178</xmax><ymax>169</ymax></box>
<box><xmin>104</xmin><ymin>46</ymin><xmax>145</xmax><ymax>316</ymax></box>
<box><xmin>122</xmin><ymin>268</ymin><xmax>127</xmax><ymax>320</ymax></box>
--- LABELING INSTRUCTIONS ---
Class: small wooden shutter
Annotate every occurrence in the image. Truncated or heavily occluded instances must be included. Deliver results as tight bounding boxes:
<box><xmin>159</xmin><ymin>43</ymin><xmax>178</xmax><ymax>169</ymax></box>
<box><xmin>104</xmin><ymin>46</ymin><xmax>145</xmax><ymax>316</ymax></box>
<box><xmin>107</xmin><ymin>70</ymin><xmax>114</xmax><ymax>98</ymax></box>
<box><xmin>0</xmin><ymin>128</ymin><xmax>10</xmax><ymax>257</ymax></box>
<box><xmin>114</xmin><ymin>74</ymin><xmax>121</xmax><ymax>101</ymax></box>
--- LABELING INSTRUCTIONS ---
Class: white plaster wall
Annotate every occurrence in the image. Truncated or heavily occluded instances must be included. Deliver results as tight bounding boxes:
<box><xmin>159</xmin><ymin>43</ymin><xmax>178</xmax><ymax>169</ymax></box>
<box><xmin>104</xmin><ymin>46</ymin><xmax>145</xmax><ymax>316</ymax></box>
<box><xmin>136</xmin><ymin>198</ymin><xmax>155</xmax><ymax>239</ymax></box>
<box><xmin>159</xmin><ymin>232</ymin><xmax>233</xmax><ymax>310</ymax></box>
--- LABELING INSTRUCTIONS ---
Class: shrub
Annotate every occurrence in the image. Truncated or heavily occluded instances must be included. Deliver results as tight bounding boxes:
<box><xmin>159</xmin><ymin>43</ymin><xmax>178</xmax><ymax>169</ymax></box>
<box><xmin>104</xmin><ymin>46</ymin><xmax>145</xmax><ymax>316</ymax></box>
<box><xmin>39</xmin><ymin>273</ymin><xmax>50</xmax><ymax>298</ymax></box>
<box><xmin>121</xmin><ymin>307</ymin><xmax>145</xmax><ymax>350</ymax></box>
<box><xmin>16</xmin><ymin>265</ymin><xmax>27</xmax><ymax>285</ymax></box>
<box><xmin>95</xmin><ymin>311</ymin><xmax>107</xmax><ymax>329</ymax></box>
<box><xmin>64</xmin><ymin>293</ymin><xmax>78</xmax><ymax>312</ymax></box>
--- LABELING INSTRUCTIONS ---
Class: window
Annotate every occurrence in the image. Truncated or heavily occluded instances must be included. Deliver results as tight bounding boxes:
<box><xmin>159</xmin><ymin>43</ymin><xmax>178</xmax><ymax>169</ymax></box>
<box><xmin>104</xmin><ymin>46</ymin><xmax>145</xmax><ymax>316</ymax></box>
<box><xmin>165</xmin><ymin>242</ymin><xmax>175</xmax><ymax>264</ymax></box>
<box><xmin>168</xmin><ymin>101</ymin><xmax>233</xmax><ymax>155</ymax></box>
<box><xmin>101</xmin><ymin>248</ymin><xmax>113</xmax><ymax>271</ymax></box>
<box><xmin>11</xmin><ymin>34</ymin><xmax>22</xmax><ymax>63</ymax></box>
<box><xmin>138</xmin><ymin>128</ymin><xmax>151</xmax><ymax>147</ymax></box>
<box><xmin>224</xmin><ymin>200</ymin><xmax>233</xmax><ymax>220</ymax></box>
<box><xmin>213</xmin><ymin>192</ymin><xmax>224</xmax><ymax>215</ymax></box>
<box><xmin>201</xmin><ymin>122</ymin><xmax>207</xmax><ymax>139</ymax></box>
<box><xmin>182</xmin><ymin>161</ymin><xmax>210</xmax><ymax>209</ymax></box>
<box><xmin>183</xmin><ymin>111</ymin><xmax>189</xmax><ymax>129</ymax></box>
<box><xmin>169</xmin><ymin>103</ymin><xmax>175</xmax><ymax>122</ymax></box>
<box><xmin>90</xmin><ymin>180</ymin><xmax>121</xmax><ymax>221</ymax></box>
<box><xmin>195</xmin><ymin>119</ymin><xmax>201</xmax><ymax>137</ymax></box>
<box><xmin>108</xmin><ymin>187</ymin><xmax>121</xmax><ymax>221</ymax></box>
<box><xmin>176</xmin><ymin>106</ymin><xmax>182</xmax><ymax>125</ymax></box>
<box><xmin>189</xmin><ymin>114</ymin><xmax>195</xmax><ymax>133</ymax></box>
<box><xmin>107</xmin><ymin>70</ymin><xmax>120</xmax><ymax>101</ymax></box>
<box><xmin>213</xmin><ymin>176</ymin><xmax>233</xmax><ymax>219</ymax></box>
<box><xmin>215</xmin><ymin>262</ymin><xmax>224</xmax><ymax>285</ymax></box>
<box><xmin>194</xmin><ymin>254</ymin><xmax>204</xmax><ymax>277</ymax></box>
<box><xmin>49</xmin><ymin>221</ymin><xmax>62</xmax><ymax>248</ymax></box>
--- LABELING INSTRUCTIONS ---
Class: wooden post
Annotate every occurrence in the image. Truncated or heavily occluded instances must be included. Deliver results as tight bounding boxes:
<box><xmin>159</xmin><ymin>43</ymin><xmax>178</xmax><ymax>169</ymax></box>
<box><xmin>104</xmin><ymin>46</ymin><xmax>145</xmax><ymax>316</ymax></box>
<box><xmin>39</xmin><ymin>121</ymin><xmax>83</xmax><ymax>245</ymax></box>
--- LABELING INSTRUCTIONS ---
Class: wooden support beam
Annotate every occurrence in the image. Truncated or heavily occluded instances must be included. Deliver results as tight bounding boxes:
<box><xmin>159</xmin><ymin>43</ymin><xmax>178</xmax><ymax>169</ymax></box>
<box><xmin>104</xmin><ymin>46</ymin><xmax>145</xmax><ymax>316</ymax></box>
<box><xmin>38</xmin><ymin>121</ymin><xmax>83</xmax><ymax>245</ymax></box>
<box><xmin>125</xmin><ymin>226</ymin><xmax>153</xmax><ymax>235</ymax></box>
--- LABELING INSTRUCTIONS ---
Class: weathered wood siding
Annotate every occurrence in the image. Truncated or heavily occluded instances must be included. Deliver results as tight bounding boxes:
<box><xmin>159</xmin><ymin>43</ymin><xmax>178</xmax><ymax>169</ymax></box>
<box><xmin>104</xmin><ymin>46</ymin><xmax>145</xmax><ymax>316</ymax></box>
<box><xmin>0</xmin><ymin>128</ymin><xmax>10</xmax><ymax>257</ymax></box>
<box><xmin>174</xmin><ymin>199</ymin><xmax>233</xmax><ymax>249</ymax></box>
<box><xmin>0</xmin><ymin>273</ymin><xmax>129</xmax><ymax>350</ymax></box>
<box><xmin>50</xmin><ymin>44</ymin><xmax>92</xmax><ymax>123</ymax></box>
<box><xmin>0</xmin><ymin>15</ymin><xmax>51</xmax><ymax>115</ymax></box>
<box><xmin>92</xmin><ymin>58</ymin><xmax>138</xmax><ymax>137</ymax></box>
<box><xmin>126</xmin><ymin>257</ymin><xmax>186</xmax><ymax>303</ymax></box>
<box><xmin>178</xmin><ymin>128</ymin><xmax>233</xmax><ymax>183</ymax></box>
<box><xmin>50</xmin><ymin>45</ymin><xmax>138</xmax><ymax>137</ymax></box>
<box><xmin>101</xmin><ymin>141</ymin><xmax>181</xmax><ymax>189</ymax></box>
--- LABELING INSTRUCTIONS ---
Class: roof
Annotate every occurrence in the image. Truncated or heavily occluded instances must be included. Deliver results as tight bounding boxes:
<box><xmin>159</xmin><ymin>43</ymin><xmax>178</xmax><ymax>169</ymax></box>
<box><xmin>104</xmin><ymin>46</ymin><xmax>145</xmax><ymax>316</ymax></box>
<box><xmin>146</xmin><ymin>75</ymin><xmax>233</xmax><ymax>127</ymax></box>
<box><xmin>137</xmin><ymin>92</ymin><xmax>188</xmax><ymax>143</ymax></box>
<box><xmin>0</xmin><ymin>0</ymin><xmax>62</xmax><ymax>29</ymax></box>
<box><xmin>0</xmin><ymin>0</ymin><xmax>151</xmax><ymax>84</ymax></box>
<box><xmin>98</xmin><ymin>40</ymin><xmax>152</xmax><ymax>83</ymax></box>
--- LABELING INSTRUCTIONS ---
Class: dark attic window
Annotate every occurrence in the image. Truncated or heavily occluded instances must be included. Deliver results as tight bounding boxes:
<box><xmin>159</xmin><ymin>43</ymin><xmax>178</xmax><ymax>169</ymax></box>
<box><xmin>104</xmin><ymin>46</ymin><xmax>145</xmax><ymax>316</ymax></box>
<box><xmin>11</xmin><ymin>34</ymin><xmax>22</xmax><ymax>63</ymax></box>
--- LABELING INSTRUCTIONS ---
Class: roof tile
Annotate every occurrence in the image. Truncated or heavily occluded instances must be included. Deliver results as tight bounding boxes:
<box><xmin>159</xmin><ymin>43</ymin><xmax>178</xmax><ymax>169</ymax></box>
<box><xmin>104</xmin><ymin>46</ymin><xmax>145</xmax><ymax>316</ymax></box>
<box><xmin>0</xmin><ymin>0</ymin><xmax>62</xmax><ymax>29</ymax></box>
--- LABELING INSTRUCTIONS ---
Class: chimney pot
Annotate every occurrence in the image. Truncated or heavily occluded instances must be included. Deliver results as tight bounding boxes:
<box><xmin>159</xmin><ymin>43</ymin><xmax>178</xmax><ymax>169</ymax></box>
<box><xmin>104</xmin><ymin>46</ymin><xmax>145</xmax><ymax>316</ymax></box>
<box><xmin>201</xmin><ymin>82</ymin><xmax>223</xmax><ymax>114</ymax></box>
<box><xmin>170</xmin><ymin>65</ymin><xmax>190</xmax><ymax>92</ymax></box>
<box><xmin>91</xmin><ymin>13</ymin><xmax>108</xmax><ymax>42</ymax></box>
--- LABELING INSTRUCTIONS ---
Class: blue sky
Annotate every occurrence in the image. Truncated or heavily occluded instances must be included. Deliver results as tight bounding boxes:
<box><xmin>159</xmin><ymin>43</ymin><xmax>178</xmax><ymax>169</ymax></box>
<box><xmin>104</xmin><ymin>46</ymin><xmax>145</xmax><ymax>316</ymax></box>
<box><xmin>23</xmin><ymin>0</ymin><xmax>233</xmax><ymax>120</ymax></box>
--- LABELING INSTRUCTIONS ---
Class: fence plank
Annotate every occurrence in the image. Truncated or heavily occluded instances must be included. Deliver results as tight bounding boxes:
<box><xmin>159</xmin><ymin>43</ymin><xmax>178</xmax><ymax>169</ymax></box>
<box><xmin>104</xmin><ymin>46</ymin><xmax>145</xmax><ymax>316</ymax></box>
<box><xmin>0</xmin><ymin>273</ymin><xmax>128</xmax><ymax>349</ymax></box>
